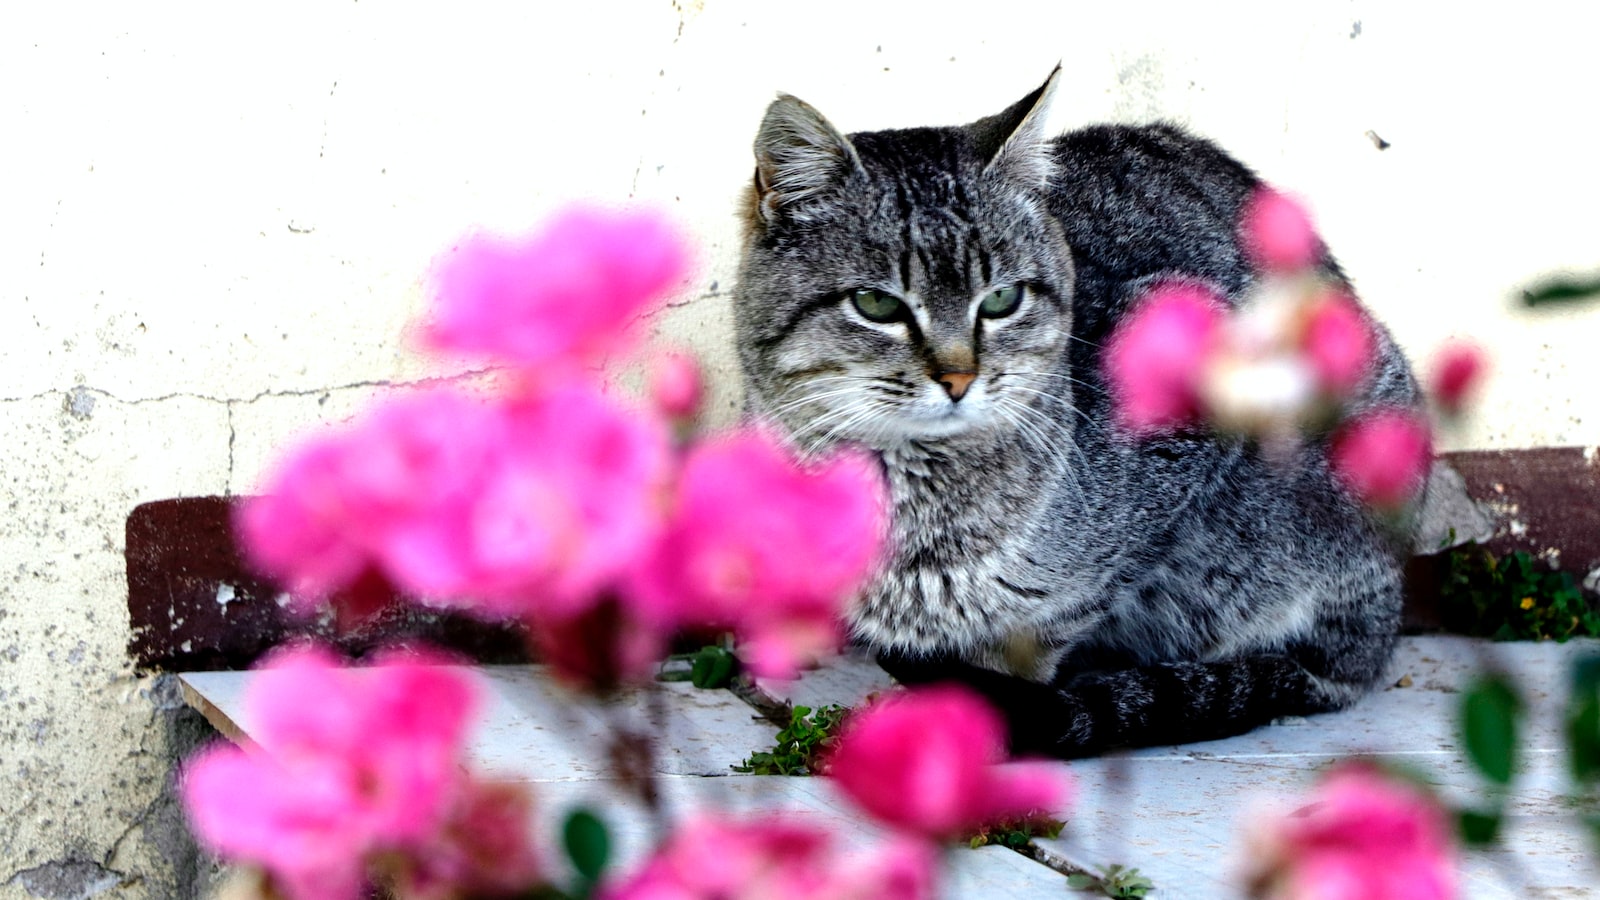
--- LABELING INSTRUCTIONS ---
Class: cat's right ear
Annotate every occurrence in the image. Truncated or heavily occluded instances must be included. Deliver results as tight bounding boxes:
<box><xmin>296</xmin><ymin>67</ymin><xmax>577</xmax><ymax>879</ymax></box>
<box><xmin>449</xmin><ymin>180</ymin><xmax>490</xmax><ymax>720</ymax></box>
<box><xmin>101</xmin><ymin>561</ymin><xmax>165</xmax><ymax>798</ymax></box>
<box><xmin>975</xmin><ymin>65</ymin><xmax>1061</xmax><ymax>191</ymax></box>
<box><xmin>751</xmin><ymin>94</ymin><xmax>863</xmax><ymax>225</ymax></box>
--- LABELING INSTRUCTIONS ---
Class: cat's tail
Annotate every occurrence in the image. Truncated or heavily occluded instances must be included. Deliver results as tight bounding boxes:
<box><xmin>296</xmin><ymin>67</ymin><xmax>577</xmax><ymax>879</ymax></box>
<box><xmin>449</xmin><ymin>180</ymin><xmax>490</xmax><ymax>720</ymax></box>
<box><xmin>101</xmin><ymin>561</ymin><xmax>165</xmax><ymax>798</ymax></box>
<box><xmin>877</xmin><ymin>652</ymin><xmax>1355</xmax><ymax>758</ymax></box>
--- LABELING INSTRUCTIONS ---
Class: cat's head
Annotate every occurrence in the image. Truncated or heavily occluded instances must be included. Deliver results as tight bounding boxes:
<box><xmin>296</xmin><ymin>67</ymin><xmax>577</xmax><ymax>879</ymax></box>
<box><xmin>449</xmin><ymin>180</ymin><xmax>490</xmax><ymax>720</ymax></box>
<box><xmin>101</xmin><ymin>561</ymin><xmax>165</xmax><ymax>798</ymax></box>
<box><xmin>734</xmin><ymin>69</ymin><xmax>1077</xmax><ymax>454</ymax></box>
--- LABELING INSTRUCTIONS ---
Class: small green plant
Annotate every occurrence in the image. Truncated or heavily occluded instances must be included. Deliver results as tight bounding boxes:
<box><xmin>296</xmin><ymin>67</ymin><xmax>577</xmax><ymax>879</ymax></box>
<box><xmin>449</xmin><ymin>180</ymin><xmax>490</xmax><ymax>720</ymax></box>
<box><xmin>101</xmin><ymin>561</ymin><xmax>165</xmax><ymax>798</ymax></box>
<box><xmin>657</xmin><ymin>641</ymin><xmax>741</xmax><ymax>689</ymax></box>
<box><xmin>965</xmin><ymin>814</ymin><xmax>1065</xmax><ymax>849</ymax></box>
<box><xmin>1567</xmin><ymin>656</ymin><xmax>1600</xmax><ymax>853</ymax></box>
<box><xmin>1439</xmin><ymin>544</ymin><xmax>1600</xmax><ymax>641</ymax></box>
<box><xmin>1067</xmin><ymin>864</ymin><xmax>1155</xmax><ymax>899</ymax></box>
<box><xmin>732</xmin><ymin>704</ymin><xmax>849</xmax><ymax>775</ymax></box>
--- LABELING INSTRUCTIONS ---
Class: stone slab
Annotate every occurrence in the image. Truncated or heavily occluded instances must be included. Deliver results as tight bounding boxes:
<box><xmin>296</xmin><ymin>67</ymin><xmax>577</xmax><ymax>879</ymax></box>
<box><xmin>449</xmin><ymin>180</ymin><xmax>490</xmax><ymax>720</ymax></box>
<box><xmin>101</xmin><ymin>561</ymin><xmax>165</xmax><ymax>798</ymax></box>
<box><xmin>181</xmin><ymin>637</ymin><xmax>1600</xmax><ymax>898</ymax></box>
<box><xmin>181</xmin><ymin>664</ymin><xmax>780</xmax><ymax>779</ymax></box>
<box><xmin>1032</xmin><ymin>636</ymin><xmax>1600</xmax><ymax>898</ymax></box>
<box><xmin>180</xmin><ymin>665</ymin><xmax>1072</xmax><ymax>897</ymax></box>
<box><xmin>752</xmin><ymin>646</ymin><xmax>900</xmax><ymax>711</ymax></box>
<box><xmin>527</xmin><ymin>772</ymin><xmax>1069</xmax><ymax>895</ymax></box>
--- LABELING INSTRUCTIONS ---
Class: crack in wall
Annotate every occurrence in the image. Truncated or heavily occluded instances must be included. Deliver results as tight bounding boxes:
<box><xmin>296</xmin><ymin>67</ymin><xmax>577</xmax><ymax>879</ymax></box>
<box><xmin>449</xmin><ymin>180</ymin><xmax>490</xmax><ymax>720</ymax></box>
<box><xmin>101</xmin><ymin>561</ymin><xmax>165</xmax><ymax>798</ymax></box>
<box><xmin>0</xmin><ymin>368</ymin><xmax>504</xmax><ymax>409</ymax></box>
<box><xmin>224</xmin><ymin>403</ymin><xmax>237</xmax><ymax>497</ymax></box>
<box><xmin>3</xmin><ymin>859</ymin><xmax>123</xmax><ymax>900</ymax></box>
<box><xmin>0</xmin><ymin>379</ymin><xmax>395</xmax><ymax>408</ymax></box>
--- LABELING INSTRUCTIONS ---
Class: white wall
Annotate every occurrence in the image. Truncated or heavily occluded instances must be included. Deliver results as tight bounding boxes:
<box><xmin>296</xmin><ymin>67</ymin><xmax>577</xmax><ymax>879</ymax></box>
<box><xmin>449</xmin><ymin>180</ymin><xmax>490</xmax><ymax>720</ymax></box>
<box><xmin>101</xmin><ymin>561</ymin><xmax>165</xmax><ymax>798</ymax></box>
<box><xmin>2</xmin><ymin>2</ymin><xmax>1596</xmax><ymax>895</ymax></box>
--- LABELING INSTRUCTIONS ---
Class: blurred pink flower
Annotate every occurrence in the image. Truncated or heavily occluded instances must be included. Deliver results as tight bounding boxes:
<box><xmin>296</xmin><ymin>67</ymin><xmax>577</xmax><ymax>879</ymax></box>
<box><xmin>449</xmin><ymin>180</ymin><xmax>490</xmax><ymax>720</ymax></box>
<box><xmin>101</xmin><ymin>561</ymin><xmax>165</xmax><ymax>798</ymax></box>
<box><xmin>649</xmin><ymin>351</ymin><xmax>704</xmax><ymax>420</ymax></box>
<box><xmin>1329</xmin><ymin>409</ymin><xmax>1433</xmax><ymax>510</ymax></box>
<box><xmin>390</xmin><ymin>384</ymin><xmax>672</xmax><ymax>619</ymax></box>
<box><xmin>400</xmin><ymin>779</ymin><xmax>543</xmax><ymax>899</ymax></box>
<box><xmin>421</xmin><ymin>205</ymin><xmax>690</xmax><ymax>372</ymax></box>
<box><xmin>601</xmin><ymin>813</ymin><xmax>936</xmax><ymax>900</ymax></box>
<box><xmin>234</xmin><ymin>435</ymin><xmax>376</xmax><ymax>605</ymax></box>
<box><xmin>1300</xmin><ymin>292</ymin><xmax>1375</xmax><ymax>398</ymax></box>
<box><xmin>1241</xmin><ymin>188</ymin><xmax>1321</xmax><ymax>273</ymax></box>
<box><xmin>529</xmin><ymin>599</ymin><xmax>669</xmax><ymax>691</ymax></box>
<box><xmin>631</xmin><ymin>429</ymin><xmax>888</xmax><ymax>678</ymax></box>
<box><xmin>238</xmin><ymin>384</ymin><xmax>672</xmax><ymax>621</ymax></box>
<box><xmin>181</xmin><ymin>646</ymin><xmax>481</xmax><ymax>900</ymax></box>
<box><xmin>1104</xmin><ymin>281</ymin><xmax>1226</xmax><ymax>434</ymax></box>
<box><xmin>1243</xmin><ymin>764</ymin><xmax>1456</xmax><ymax>900</ymax></box>
<box><xmin>182</xmin><ymin>745</ymin><xmax>368</xmax><ymax>900</ymax></box>
<box><xmin>825</xmin><ymin>685</ymin><xmax>1072</xmax><ymax>839</ymax></box>
<box><xmin>1428</xmin><ymin>341</ymin><xmax>1486</xmax><ymax>416</ymax></box>
<box><xmin>236</xmin><ymin>389</ymin><xmax>500</xmax><ymax>613</ymax></box>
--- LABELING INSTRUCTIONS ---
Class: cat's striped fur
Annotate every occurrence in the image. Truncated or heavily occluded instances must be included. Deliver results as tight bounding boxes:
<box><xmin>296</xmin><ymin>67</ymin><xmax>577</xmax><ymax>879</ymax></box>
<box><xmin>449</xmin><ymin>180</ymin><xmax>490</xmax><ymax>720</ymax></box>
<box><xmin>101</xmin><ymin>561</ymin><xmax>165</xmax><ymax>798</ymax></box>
<box><xmin>732</xmin><ymin>69</ymin><xmax>1421</xmax><ymax>758</ymax></box>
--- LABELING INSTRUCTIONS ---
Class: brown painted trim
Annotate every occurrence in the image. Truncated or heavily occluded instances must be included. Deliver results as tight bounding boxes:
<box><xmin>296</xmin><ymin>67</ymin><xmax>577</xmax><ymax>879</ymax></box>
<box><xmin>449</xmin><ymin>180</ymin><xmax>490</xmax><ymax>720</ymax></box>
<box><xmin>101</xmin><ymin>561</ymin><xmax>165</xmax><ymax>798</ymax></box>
<box><xmin>1404</xmin><ymin>448</ymin><xmax>1598</xmax><ymax>632</ymax></box>
<box><xmin>126</xmin><ymin>497</ymin><xmax>530</xmax><ymax>671</ymax></box>
<box><xmin>130</xmin><ymin>446</ymin><xmax>1599</xmax><ymax>669</ymax></box>
<box><xmin>1439</xmin><ymin>447</ymin><xmax>1600</xmax><ymax>583</ymax></box>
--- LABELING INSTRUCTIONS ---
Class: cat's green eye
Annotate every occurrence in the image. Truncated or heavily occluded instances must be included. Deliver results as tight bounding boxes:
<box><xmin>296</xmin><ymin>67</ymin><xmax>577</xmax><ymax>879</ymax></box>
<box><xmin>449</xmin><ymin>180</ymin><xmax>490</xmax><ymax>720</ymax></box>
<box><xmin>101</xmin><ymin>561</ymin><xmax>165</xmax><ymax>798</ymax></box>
<box><xmin>979</xmin><ymin>285</ymin><xmax>1024</xmax><ymax>319</ymax></box>
<box><xmin>850</xmin><ymin>289</ymin><xmax>905</xmax><ymax>323</ymax></box>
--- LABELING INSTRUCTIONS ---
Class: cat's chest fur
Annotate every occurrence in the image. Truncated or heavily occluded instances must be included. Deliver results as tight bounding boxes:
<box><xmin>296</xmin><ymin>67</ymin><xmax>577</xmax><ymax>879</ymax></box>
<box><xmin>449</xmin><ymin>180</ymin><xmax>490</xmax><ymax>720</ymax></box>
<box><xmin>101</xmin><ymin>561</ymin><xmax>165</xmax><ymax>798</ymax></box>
<box><xmin>850</xmin><ymin>435</ymin><xmax>1091</xmax><ymax>676</ymax></box>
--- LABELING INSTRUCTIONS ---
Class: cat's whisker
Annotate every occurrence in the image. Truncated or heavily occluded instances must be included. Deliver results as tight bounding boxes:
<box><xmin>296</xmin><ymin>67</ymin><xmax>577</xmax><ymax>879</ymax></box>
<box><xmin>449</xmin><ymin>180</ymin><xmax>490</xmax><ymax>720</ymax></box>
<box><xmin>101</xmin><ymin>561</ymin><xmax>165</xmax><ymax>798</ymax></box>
<box><xmin>801</xmin><ymin>396</ymin><xmax>885</xmax><ymax>449</ymax></box>
<box><xmin>765</xmin><ymin>386</ymin><xmax>869</xmax><ymax>420</ymax></box>
<box><xmin>997</xmin><ymin>370</ymin><xmax>1106</xmax><ymax>398</ymax></box>
<box><xmin>997</xmin><ymin>396</ymin><xmax>1086</xmax><ymax>503</ymax></box>
<box><xmin>769</xmin><ymin>374</ymin><xmax>919</xmax><ymax>419</ymax></box>
<box><xmin>1009</xmin><ymin>394</ymin><xmax>1090</xmax><ymax>478</ymax></box>
<box><xmin>992</xmin><ymin>382</ymin><xmax>1096</xmax><ymax>429</ymax></box>
<box><xmin>809</xmin><ymin>412</ymin><xmax>881</xmax><ymax>456</ymax></box>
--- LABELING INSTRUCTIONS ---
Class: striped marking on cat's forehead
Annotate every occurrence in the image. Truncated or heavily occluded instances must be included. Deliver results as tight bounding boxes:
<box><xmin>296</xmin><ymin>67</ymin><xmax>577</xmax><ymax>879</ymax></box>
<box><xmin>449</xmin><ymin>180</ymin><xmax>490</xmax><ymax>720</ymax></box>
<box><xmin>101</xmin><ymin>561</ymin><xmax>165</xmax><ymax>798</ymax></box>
<box><xmin>894</xmin><ymin>216</ymin><xmax>995</xmax><ymax>303</ymax></box>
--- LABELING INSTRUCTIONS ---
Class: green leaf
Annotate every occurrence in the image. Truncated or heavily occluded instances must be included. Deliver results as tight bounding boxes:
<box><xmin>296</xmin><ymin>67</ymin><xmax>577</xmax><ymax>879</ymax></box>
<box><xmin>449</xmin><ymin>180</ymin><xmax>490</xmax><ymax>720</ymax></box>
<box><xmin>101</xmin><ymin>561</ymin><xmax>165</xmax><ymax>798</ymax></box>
<box><xmin>1458</xmin><ymin>808</ymin><xmax>1502</xmax><ymax>845</ymax></box>
<box><xmin>688</xmin><ymin>645</ymin><xmax>738</xmax><ymax>689</ymax></box>
<box><xmin>1585</xmin><ymin>814</ymin><xmax>1600</xmax><ymax>856</ymax></box>
<box><xmin>1065</xmin><ymin>865</ymin><xmax>1153</xmax><ymax>898</ymax></box>
<box><xmin>562</xmin><ymin>808</ymin><xmax>610</xmax><ymax>884</ymax></box>
<box><xmin>735</xmin><ymin>703</ymin><xmax>849</xmax><ymax>776</ymax></box>
<box><xmin>1520</xmin><ymin>272</ymin><xmax>1600</xmax><ymax>308</ymax></box>
<box><xmin>1568</xmin><ymin>656</ymin><xmax>1600</xmax><ymax>782</ymax></box>
<box><xmin>689</xmin><ymin>650</ymin><xmax>714</xmax><ymax>687</ymax></box>
<box><xmin>1462</xmin><ymin>675</ymin><xmax>1522</xmax><ymax>785</ymax></box>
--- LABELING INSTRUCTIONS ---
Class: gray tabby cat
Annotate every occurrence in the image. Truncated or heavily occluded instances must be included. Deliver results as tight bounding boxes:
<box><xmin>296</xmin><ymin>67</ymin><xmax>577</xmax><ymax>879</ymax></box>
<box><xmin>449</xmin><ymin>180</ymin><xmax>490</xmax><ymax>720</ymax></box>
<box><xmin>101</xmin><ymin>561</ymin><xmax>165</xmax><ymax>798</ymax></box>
<box><xmin>732</xmin><ymin>68</ymin><xmax>1422</xmax><ymax>758</ymax></box>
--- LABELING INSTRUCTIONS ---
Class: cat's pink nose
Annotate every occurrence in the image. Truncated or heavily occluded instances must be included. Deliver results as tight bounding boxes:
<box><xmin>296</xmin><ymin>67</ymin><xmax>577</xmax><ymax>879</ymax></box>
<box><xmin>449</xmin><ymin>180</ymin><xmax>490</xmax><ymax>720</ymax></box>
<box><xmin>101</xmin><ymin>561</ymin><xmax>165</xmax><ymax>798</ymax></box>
<box><xmin>937</xmin><ymin>371</ymin><xmax>976</xmax><ymax>402</ymax></box>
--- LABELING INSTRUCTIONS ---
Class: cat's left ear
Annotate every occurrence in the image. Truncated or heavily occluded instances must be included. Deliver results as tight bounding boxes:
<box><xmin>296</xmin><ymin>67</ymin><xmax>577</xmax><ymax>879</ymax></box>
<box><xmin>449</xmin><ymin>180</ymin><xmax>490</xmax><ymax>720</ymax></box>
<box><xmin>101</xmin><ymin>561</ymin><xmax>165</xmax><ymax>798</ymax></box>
<box><xmin>974</xmin><ymin>65</ymin><xmax>1061</xmax><ymax>189</ymax></box>
<box><xmin>751</xmin><ymin>94</ymin><xmax>865</xmax><ymax>225</ymax></box>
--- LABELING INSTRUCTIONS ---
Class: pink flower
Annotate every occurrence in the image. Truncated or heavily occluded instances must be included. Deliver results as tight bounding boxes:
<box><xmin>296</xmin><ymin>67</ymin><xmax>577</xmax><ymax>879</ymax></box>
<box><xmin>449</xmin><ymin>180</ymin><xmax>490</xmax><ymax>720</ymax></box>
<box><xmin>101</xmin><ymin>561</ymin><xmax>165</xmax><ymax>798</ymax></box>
<box><xmin>1105</xmin><ymin>282</ymin><xmax>1226</xmax><ymax>434</ymax></box>
<box><xmin>630</xmin><ymin>429</ymin><xmax>888</xmax><ymax>678</ymax></box>
<box><xmin>1242</xmin><ymin>764</ymin><xmax>1456</xmax><ymax>900</ymax></box>
<box><xmin>400</xmin><ymin>779</ymin><xmax>543</xmax><ymax>899</ymax></box>
<box><xmin>1329</xmin><ymin>409</ymin><xmax>1433</xmax><ymax>510</ymax></box>
<box><xmin>1241</xmin><ymin>188</ymin><xmax>1321</xmax><ymax>273</ymax></box>
<box><xmin>421</xmin><ymin>205</ymin><xmax>691</xmax><ymax>372</ymax></box>
<box><xmin>384</xmin><ymin>384</ymin><xmax>672</xmax><ymax>619</ymax></box>
<box><xmin>601</xmin><ymin>814</ymin><xmax>937</xmax><ymax>900</ymax></box>
<box><xmin>234</xmin><ymin>435</ymin><xmax>376</xmax><ymax>605</ymax></box>
<box><xmin>238</xmin><ymin>383</ymin><xmax>673</xmax><ymax>621</ymax></box>
<box><xmin>1428</xmin><ymin>341</ymin><xmax>1486</xmax><ymax>416</ymax></box>
<box><xmin>1300</xmin><ymin>292</ymin><xmax>1375</xmax><ymax>398</ymax></box>
<box><xmin>182</xmin><ymin>746</ymin><xmax>369</xmax><ymax>899</ymax></box>
<box><xmin>649</xmin><ymin>351</ymin><xmax>704</xmax><ymax>420</ymax></box>
<box><xmin>181</xmin><ymin>646</ymin><xmax>481</xmax><ymax>900</ymax></box>
<box><xmin>529</xmin><ymin>599</ymin><xmax>670</xmax><ymax>691</ymax></box>
<box><xmin>825</xmin><ymin>685</ymin><xmax>1072</xmax><ymax>839</ymax></box>
<box><xmin>236</xmin><ymin>389</ymin><xmax>500</xmax><ymax>612</ymax></box>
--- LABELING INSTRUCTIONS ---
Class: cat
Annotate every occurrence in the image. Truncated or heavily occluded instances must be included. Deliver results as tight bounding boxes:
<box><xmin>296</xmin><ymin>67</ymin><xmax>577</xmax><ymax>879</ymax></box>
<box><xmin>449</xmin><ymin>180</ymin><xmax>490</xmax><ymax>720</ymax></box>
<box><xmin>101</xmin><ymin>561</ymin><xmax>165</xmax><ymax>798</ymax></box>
<box><xmin>732</xmin><ymin>67</ymin><xmax>1423</xmax><ymax>759</ymax></box>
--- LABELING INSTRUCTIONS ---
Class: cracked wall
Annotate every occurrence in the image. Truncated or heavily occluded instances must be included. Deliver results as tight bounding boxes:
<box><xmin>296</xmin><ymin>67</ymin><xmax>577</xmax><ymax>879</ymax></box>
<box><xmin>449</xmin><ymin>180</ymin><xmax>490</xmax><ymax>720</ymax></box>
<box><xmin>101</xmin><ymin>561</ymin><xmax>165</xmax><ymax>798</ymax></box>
<box><xmin>4</xmin><ymin>2</ymin><xmax>1600</xmax><ymax>898</ymax></box>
